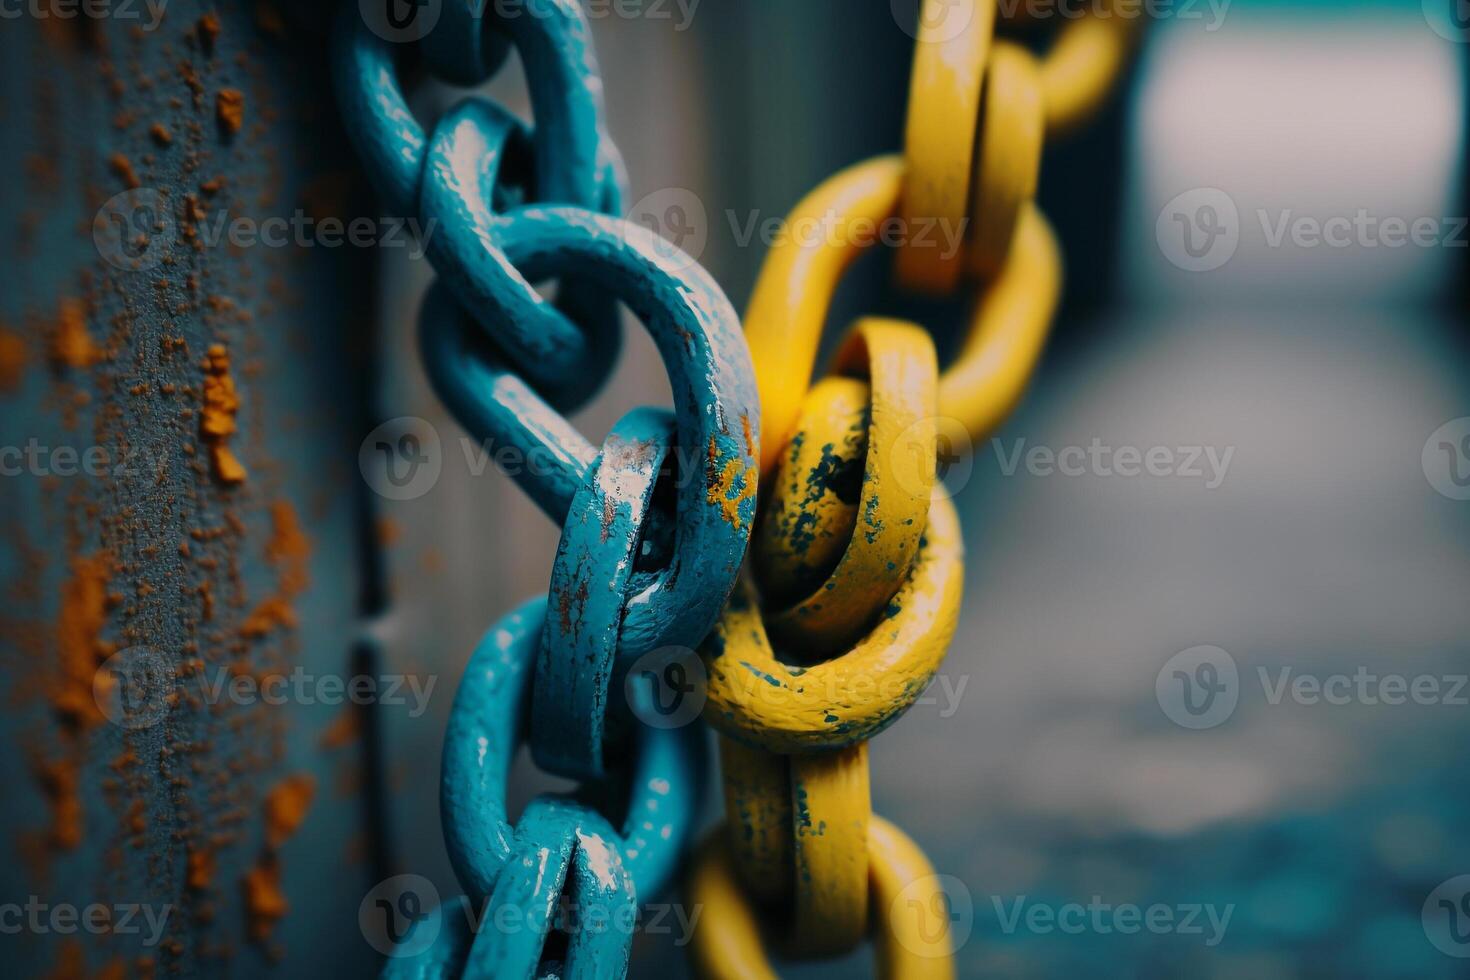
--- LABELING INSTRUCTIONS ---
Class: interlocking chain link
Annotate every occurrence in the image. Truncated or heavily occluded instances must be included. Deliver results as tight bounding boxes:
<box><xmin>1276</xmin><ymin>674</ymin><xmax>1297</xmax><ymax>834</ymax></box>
<box><xmin>689</xmin><ymin>1</ymin><xmax>1137</xmax><ymax>975</ymax></box>
<box><xmin>332</xmin><ymin>2</ymin><xmax>758</xmax><ymax>976</ymax></box>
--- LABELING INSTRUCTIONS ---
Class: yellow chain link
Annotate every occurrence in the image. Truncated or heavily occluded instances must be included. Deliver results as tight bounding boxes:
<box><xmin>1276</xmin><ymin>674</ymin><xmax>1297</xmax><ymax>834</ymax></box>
<box><xmin>690</xmin><ymin>0</ymin><xmax>1136</xmax><ymax>972</ymax></box>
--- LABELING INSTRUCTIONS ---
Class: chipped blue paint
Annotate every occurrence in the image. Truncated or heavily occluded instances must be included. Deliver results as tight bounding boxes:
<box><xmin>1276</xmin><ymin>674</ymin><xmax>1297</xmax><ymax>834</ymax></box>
<box><xmin>534</xmin><ymin>408</ymin><xmax>673</xmax><ymax>780</ymax></box>
<box><xmin>461</xmin><ymin>798</ymin><xmax>635</xmax><ymax>980</ymax></box>
<box><xmin>441</xmin><ymin>598</ymin><xmax>700</xmax><ymax>908</ymax></box>
<box><xmin>332</xmin><ymin>2</ymin><xmax>621</xmax><ymax>410</ymax></box>
<box><xmin>335</xmin><ymin>5</ymin><xmax>756</xmax><ymax>976</ymax></box>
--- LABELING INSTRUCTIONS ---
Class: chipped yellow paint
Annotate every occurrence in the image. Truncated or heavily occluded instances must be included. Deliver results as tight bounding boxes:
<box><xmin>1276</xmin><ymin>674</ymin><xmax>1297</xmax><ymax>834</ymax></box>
<box><xmin>743</xmin><ymin>157</ymin><xmax>1062</xmax><ymax>470</ymax></box>
<box><xmin>756</xmin><ymin>319</ymin><xmax>937</xmax><ymax>657</ymax></box>
<box><xmin>688</xmin><ymin>816</ymin><xmax>955</xmax><ymax>980</ymax></box>
<box><xmin>707</xmin><ymin>436</ymin><xmax>759</xmax><ymax>530</ymax></box>
<box><xmin>717</xmin><ymin>739</ymin><xmax>873</xmax><ymax>957</ymax></box>
<box><xmin>897</xmin><ymin>0</ymin><xmax>996</xmax><ymax>294</ymax></box>
<box><xmin>701</xmin><ymin>491</ymin><xmax>962</xmax><ymax>755</ymax></box>
<box><xmin>703</xmin><ymin>3</ymin><xmax>1137</xmax><ymax>972</ymax></box>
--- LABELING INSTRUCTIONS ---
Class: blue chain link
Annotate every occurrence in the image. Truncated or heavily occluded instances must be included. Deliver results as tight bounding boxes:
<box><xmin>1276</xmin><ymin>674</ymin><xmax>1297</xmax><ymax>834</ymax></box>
<box><xmin>333</xmin><ymin>1</ymin><xmax>757</xmax><ymax>975</ymax></box>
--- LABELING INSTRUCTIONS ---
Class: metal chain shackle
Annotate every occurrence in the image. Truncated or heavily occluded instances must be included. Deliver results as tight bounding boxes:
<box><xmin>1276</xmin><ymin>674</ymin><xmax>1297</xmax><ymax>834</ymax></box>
<box><xmin>332</xmin><ymin>1</ymin><xmax>759</xmax><ymax>976</ymax></box>
<box><xmin>689</xmin><ymin>0</ymin><xmax>1138</xmax><ymax>975</ymax></box>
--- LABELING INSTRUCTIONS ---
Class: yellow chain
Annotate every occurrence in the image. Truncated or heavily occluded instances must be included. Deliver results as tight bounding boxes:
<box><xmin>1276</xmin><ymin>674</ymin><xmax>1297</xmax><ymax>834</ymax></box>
<box><xmin>689</xmin><ymin>1</ymin><xmax>1137</xmax><ymax>974</ymax></box>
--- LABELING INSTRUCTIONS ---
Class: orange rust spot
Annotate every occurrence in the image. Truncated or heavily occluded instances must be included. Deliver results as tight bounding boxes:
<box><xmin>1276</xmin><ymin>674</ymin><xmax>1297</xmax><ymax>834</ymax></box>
<box><xmin>200</xmin><ymin>343</ymin><xmax>247</xmax><ymax>485</ymax></box>
<box><xmin>149</xmin><ymin>123</ymin><xmax>173</xmax><ymax>146</ymax></box>
<box><xmin>318</xmin><ymin>706</ymin><xmax>360</xmax><ymax>750</ymax></box>
<box><xmin>705</xmin><ymin>437</ymin><xmax>758</xmax><ymax>530</ymax></box>
<box><xmin>108</xmin><ymin>152</ymin><xmax>140</xmax><ymax>189</ymax></box>
<box><xmin>264</xmin><ymin>773</ymin><xmax>316</xmax><ymax>848</ymax></box>
<box><xmin>741</xmin><ymin>413</ymin><xmax>756</xmax><ymax>458</ymax></box>
<box><xmin>239</xmin><ymin>597</ymin><xmax>295</xmax><ymax>638</ymax></box>
<box><xmin>50</xmin><ymin>299</ymin><xmax>101</xmax><ymax>371</ymax></box>
<box><xmin>240</xmin><ymin>501</ymin><xmax>312</xmax><ymax>637</ymax></box>
<box><xmin>197</xmin><ymin>13</ymin><xmax>222</xmax><ymax>53</ymax></box>
<box><xmin>242</xmin><ymin>856</ymin><xmax>288</xmax><ymax>944</ymax></box>
<box><xmin>0</xmin><ymin>327</ymin><xmax>25</xmax><ymax>391</ymax></box>
<box><xmin>188</xmin><ymin>844</ymin><xmax>217</xmax><ymax>890</ymax></box>
<box><xmin>33</xmin><ymin>758</ymin><xmax>82</xmax><ymax>850</ymax></box>
<box><xmin>216</xmin><ymin>88</ymin><xmax>245</xmax><ymax>136</ymax></box>
<box><xmin>375</xmin><ymin>515</ymin><xmax>401</xmax><ymax>548</ymax></box>
<box><xmin>244</xmin><ymin>773</ymin><xmax>316</xmax><ymax>945</ymax></box>
<box><xmin>53</xmin><ymin>553</ymin><xmax>113</xmax><ymax>732</ymax></box>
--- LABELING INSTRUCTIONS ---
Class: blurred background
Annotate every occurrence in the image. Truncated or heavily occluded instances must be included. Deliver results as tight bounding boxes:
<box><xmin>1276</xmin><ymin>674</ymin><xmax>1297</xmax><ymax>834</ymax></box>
<box><xmin>1</xmin><ymin>0</ymin><xmax>1467</xmax><ymax>977</ymax></box>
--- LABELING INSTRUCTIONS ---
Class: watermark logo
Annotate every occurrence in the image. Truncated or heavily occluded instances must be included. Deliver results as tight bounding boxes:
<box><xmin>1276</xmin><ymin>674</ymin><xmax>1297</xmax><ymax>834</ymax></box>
<box><xmin>0</xmin><ymin>898</ymin><xmax>172</xmax><ymax>945</ymax></box>
<box><xmin>626</xmin><ymin>187</ymin><xmax>709</xmax><ymax>273</ymax></box>
<box><xmin>1159</xmin><ymin>649</ymin><xmax>1470</xmax><ymax>729</ymax></box>
<box><xmin>1157</xmin><ymin>188</ymin><xmax>1239</xmax><ymax>273</ymax></box>
<box><xmin>625</xmin><ymin>645</ymin><xmax>707</xmax><ymax>730</ymax></box>
<box><xmin>992</xmin><ymin>438</ymin><xmax>1235</xmax><ymax>489</ymax></box>
<box><xmin>886</xmin><ymin>416</ymin><xmax>978</xmax><ymax>502</ymax></box>
<box><xmin>360</xmin><ymin>874</ymin><xmax>441</xmax><ymax>958</ymax></box>
<box><xmin>360</xmin><ymin>0</ymin><xmax>442</xmax><ymax>43</ymax></box>
<box><xmin>1156</xmin><ymin>645</ymin><xmax>1239</xmax><ymax>729</ymax></box>
<box><xmin>360</xmin><ymin>416</ymin><xmax>443</xmax><ymax>501</ymax></box>
<box><xmin>891</xmin><ymin>874</ymin><xmax>975</xmax><ymax>957</ymax></box>
<box><xmin>1423</xmin><ymin>417</ymin><xmax>1470</xmax><ymax>501</ymax></box>
<box><xmin>94</xmin><ymin>188</ymin><xmax>174</xmax><ymax>272</ymax></box>
<box><xmin>0</xmin><ymin>0</ymin><xmax>171</xmax><ymax>30</ymax></box>
<box><xmin>992</xmin><ymin>895</ymin><xmax>1233</xmax><ymax>945</ymax></box>
<box><xmin>1160</xmin><ymin>189</ymin><xmax>1468</xmax><ymax>272</ymax></box>
<box><xmin>94</xmin><ymin>646</ymin><xmax>173</xmax><ymax>731</ymax></box>
<box><xmin>1423</xmin><ymin>0</ymin><xmax>1470</xmax><ymax>43</ymax></box>
<box><xmin>92</xmin><ymin>651</ymin><xmax>439</xmax><ymax>731</ymax></box>
<box><xmin>1424</xmin><ymin>875</ymin><xmax>1470</xmax><ymax>957</ymax></box>
<box><xmin>892</xmin><ymin>0</ymin><xmax>976</xmax><ymax>42</ymax></box>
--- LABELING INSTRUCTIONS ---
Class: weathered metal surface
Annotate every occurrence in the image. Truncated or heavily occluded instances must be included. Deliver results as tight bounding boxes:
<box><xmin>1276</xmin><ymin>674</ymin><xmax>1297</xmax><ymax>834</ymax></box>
<box><xmin>437</xmin><ymin>596</ymin><xmax>700</xmax><ymax>906</ymax></box>
<box><xmin>687</xmin><ymin>815</ymin><xmax>955</xmax><ymax>979</ymax></box>
<box><xmin>701</xmin><ymin>492</ymin><xmax>963</xmax><ymax>753</ymax></box>
<box><xmin>533</xmin><ymin>408</ymin><xmax>673</xmax><ymax>781</ymax></box>
<box><xmin>0</xmin><ymin>2</ymin><xmax>383</xmax><ymax>975</ymax></box>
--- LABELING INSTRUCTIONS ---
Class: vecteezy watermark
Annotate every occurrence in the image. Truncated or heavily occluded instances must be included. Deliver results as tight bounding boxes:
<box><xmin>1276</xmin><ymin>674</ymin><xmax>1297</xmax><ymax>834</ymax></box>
<box><xmin>1424</xmin><ymin>875</ymin><xmax>1470</xmax><ymax>958</ymax></box>
<box><xmin>996</xmin><ymin>0</ymin><xmax>1230</xmax><ymax>30</ymax></box>
<box><xmin>1157</xmin><ymin>645</ymin><xmax>1470</xmax><ymax>730</ymax></box>
<box><xmin>358</xmin><ymin>874</ymin><xmax>703</xmax><ymax>958</ymax></box>
<box><xmin>1158</xmin><ymin>188</ymin><xmax>1469</xmax><ymax>273</ymax></box>
<box><xmin>360</xmin><ymin>0</ymin><xmax>700</xmax><ymax>44</ymax></box>
<box><xmin>93</xmin><ymin>188</ymin><xmax>434</xmax><ymax>273</ymax></box>
<box><xmin>991</xmin><ymin>895</ymin><xmax>1234</xmax><ymax>946</ymax></box>
<box><xmin>624</xmin><ymin>645</ymin><xmax>971</xmax><ymax>730</ymax></box>
<box><xmin>0</xmin><ymin>439</ymin><xmax>130</xmax><ymax>478</ymax></box>
<box><xmin>0</xmin><ymin>0</ymin><xmax>170</xmax><ymax>30</ymax></box>
<box><xmin>1423</xmin><ymin>0</ymin><xmax>1470</xmax><ymax>44</ymax></box>
<box><xmin>94</xmin><ymin>188</ymin><xmax>176</xmax><ymax>273</ymax></box>
<box><xmin>0</xmin><ymin>898</ymin><xmax>172</xmax><ymax>946</ymax></box>
<box><xmin>93</xmin><ymin>646</ymin><xmax>438</xmax><ymax>730</ymax></box>
<box><xmin>991</xmin><ymin>438</ymin><xmax>1235</xmax><ymax>490</ymax></box>
<box><xmin>891</xmin><ymin>0</ymin><xmax>978</xmax><ymax>42</ymax></box>
<box><xmin>891</xmin><ymin>874</ymin><xmax>976</xmax><ymax>957</ymax></box>
<box><xmin>622</xmin><ymin>187</ymin><xmax>970</xmax><ymax>272</ymax></box>
<box><xmin>1423</xmin><ymin>417</ymin><xmax>1470</xmax><ymax>501</ymax></box>
<box><xmin>625</xmin><ymin>646</ymin><xmax>708</xmax><ymax>731</ymax></box>
<box><xmin>359</xmin><ymin>417</ymin><xmax>445</xmax><ymax>501</ymax></box>
<box><xmin>193</xmin><ymin>210</ymin><xmax>435</xmax><ymax>258</ymax></box>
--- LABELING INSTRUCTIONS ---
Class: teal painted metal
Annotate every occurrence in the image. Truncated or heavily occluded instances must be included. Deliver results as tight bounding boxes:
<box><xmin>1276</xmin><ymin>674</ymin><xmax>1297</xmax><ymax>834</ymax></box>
<box><xmin>463</xmin><ymin>797</ymin><xmax>637</xmax><ymax>979</ymax></box>
<box><xmin>440</xmin><ymin>597</ymin><xmax>701</xmax><ymax>906</ymax></box>
<box><xmin>534</xmin><ymin>408</ymin><xmax>675</xmax><ymax>780</ymax></box>
<box><xmin>333</xmin><ymin>1</ymin><xmax>759</xmax><ymax>973</ymax></box>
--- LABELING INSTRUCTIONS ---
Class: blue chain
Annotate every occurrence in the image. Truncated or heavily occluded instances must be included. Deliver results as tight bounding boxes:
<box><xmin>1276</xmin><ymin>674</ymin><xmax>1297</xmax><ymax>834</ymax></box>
<box><xmin>332</xmin><ymin>2</ymin><xmax>759</xmax><ymax>975</ymax></box>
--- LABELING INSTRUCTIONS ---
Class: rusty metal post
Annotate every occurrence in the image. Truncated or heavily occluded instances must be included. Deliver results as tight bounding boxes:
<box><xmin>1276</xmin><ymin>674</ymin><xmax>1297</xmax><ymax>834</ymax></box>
<box><xmin>0</xmin><ymin>2</ymin><xmax>385</xmax><ymax>974</ymax></box>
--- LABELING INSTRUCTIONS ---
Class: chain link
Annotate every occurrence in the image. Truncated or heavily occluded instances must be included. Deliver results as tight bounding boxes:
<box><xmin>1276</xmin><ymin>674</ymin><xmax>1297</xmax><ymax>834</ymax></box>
<box><xmin>689</xmin><ymin>0</ymin><xmax>1138</xmax><ymax>975</ymax></box>
<box><xmin>333</xmin><ymin>1</ymin><xmax>757</xmax><ymax>976</ymax></box>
